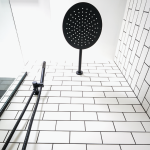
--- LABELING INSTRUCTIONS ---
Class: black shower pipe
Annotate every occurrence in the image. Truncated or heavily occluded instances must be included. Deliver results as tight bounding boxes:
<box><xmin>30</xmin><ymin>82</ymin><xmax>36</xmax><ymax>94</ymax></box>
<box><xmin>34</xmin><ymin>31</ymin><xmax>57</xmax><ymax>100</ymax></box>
<box><xmin>2</xmin><ymin>61</ymin><xmax>46</xmax><ymax>150</ymax></box>
<box><xmin>0</xmin><ymin>71</ymin><xmax>27</xmax><ymax>117</ymax></box>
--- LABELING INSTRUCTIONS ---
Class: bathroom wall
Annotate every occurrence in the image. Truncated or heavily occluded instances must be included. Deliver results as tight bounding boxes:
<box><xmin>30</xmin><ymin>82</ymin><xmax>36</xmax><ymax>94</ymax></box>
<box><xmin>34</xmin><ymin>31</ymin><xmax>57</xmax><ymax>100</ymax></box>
<box><xmin>10</xmin><ymin>0</ymin><xmax>127</xmax><ymax>62</ymax></box>
<box><xmin>115</xmin><ymin>0</ymin><xmax>150</xmax><ymax>117</ymax></box>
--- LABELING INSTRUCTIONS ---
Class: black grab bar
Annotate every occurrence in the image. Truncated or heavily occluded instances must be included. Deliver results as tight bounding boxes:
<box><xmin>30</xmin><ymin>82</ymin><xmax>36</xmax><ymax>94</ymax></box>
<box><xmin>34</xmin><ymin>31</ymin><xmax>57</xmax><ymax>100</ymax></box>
<box><xmin>2</xmin><ymin>61</ymin><xmax>46</xmax><ymax>150</ymax></box>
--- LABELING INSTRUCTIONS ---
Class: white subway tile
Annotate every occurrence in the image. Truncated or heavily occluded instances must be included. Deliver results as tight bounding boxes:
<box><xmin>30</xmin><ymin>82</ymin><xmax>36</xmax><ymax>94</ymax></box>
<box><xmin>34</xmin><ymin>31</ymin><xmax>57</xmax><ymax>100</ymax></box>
<box><xmin>136</xmin><ymin>30</ymin><xmax>148</xmax><ymax>57</ymax></box>
<box><xmin>114</xmin><ymin>122</ymin><xmax>144</xmax><ymax>131</ymax></box>
<box><xmin>83</xmin><ymin>92</ymin><xmax>104</xmax><ymax>97</ymax></box>
<box><xmin>98</xmin><ymin>113</ymin><xmax>125</xmax><ymax>121</ymax></box>
<box><xmin>145</xmin><ymin>68</ymin><xmax>150</xmax><ymax>85</ymax></box>
<box><xmin>44</xmin><ymin>112</ymin><xmax>70</xmax><ymax>120</ymax></box>
<box><xmin>142</xmin><ymin>122</ymin><xmax>150</xmax><ymax>131</ymax></box>
<box><xmin>48</xmin><ymin>97</ymin><xmax>70</xmax><ymax>103</ymax></box>
<box><xmin>51</xmin><ymin>86</ymin><xmax>71</xmax><ymax>91</ymax></box>
<box><xmin>61</xmin><ymin>91</ymin><xmax>82</xmax><ymax>97</ymax></box>
<box><xmin>92</xmin><ymin>87</ymin><xmax>113</xmax><ymax>91</ymax></box>
<box><xmin>95</xmin><ymin>98</ymin><xmax>118</xmax><ymax>104</ymax></box>
<box><xmin>146</xmin><ymin>87</ymin><xmax>150</xmax><ymax>103</ymax></box>
<box><xmin>109</xmin><ymin>105</ymin><xmax>135</xmax><ymax>112</ymax></box>
<box><xmin>84</xmin><ymin>104</ymin><xmax>109</xmax><ymax>112</ymax></box>
<box><xmin>133</xmin><ymin>133</ymin><xmax>150</xmax><ymax>144</ymax></box>
<box><xmin>133</xmin><ymin>105</ymin><xmax>145</xmax><ymax>112</ymax></box>
<box><xmin>53</xmin><ymin>144</ymin><xmax>86</xmax><ymax>150</ymax></box>
<box><xmin>124</xmin><ymin>113</ymin><xmax>150</xmax><ymax>121</ymax></box>
<box><xmin>85</xmin><ymin>121</ymin><xmax>115</xmax><ymax>131</ymax></box>
<box><xmin>18</xmin><ymin>144</ymin><xmax>52</xmax><ymax>150</ymax></box>
<box><xmin>72</xmin><ymin>86</ymin><xmax>92</xmax><ymax>91</ymax></box>
<box><xmin>87</xmin><ymin>145</ymin><xmax>120</xmax><ymax>150</ymax></box>
<box><xmin>59</xmin><ymin>104</ymin><xmax>83</xmax><ymax>111</ymax></box>
<box><xmin>71</xmin><ymin>112</ymin><xmax>97</xmax><ymax>120</ymax></box>
<box><xmin>70</xmin><ymin>132</ymin><xmax>102</xmax><ymax>143</ymax></box>
<box><xmin>102</xmin><ymin>82</ymin><xmax>121</xmax><ymax>86</ymax></box>
<box><xmin>113</xmin><ymin>87</ymin><xmax>132</xmax><ymax>91</ymax></box>
<box><xmin>71</xmin><ymin>98</ymin><xmax>94</xmax><ymax>104</ymax></box>
<box><xmin>105</xmin><ymin>92</ymin><xmax>127</xmax><ymax>97</ymax></box>
<box><xmin>121</xmin><ymin>145</ymin><xmax>150</xmax><ymax>150</ymax></box>
<box><xmin>38</xmin><ymin>131</ymin><xmax>69</xmax><ymax>143</ymax></box>
<box><xmin>82</xmin><ymin>82</ymin><xmax>101</xmax><ymax>86</ymax></box>
<box><xmin>137</xmin><ymin>46</ymin><xmax>148</xmax><ymax>72</ymax></box>
<box><xmin>138</xmin><ymin>81</ymin><xmax>149</xmax><ymax>102</ymax></box>
<box><xmin>102</xmin><ymin>132</ymin><xmax>134</xmax><ymax>144</ymax></box>
<box><xmin>63</xmin><ymin>81</ymin><xmax>81</xmax><ymax>85</ymax></box>
<box><xmin>56</xmin><ymin>121</ymin><xmax>85</xmax><ymax>131</ymax></box>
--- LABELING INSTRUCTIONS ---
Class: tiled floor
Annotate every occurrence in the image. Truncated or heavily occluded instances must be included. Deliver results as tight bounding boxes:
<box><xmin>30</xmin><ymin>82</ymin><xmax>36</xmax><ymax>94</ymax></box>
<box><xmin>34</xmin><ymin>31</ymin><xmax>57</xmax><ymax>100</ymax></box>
<box><xmin>0</xmin><ymin>60</ymin><xmax>150</xmax><ymax>150</ymax></box>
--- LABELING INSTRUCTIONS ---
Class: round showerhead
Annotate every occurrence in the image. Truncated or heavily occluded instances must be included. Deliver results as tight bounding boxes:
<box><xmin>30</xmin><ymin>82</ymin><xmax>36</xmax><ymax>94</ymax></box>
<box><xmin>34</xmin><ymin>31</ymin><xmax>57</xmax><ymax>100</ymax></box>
<box><xmin>63</xmin><ymin>2</ymin><xmax>102</xmax><ymax>50</ymax></box>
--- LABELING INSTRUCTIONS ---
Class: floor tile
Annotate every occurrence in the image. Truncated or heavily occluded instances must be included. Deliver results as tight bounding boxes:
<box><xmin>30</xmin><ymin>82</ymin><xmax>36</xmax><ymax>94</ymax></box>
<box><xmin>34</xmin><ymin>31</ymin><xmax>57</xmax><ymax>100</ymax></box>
<box><xmin>114</xmin><ymin>122</ymin><xmax>145</xmax><ymax>131</ymax></box>
<box><xmin>94</xmin><ymin>98</ymin><xmax>118</xmax><ymax>104</ymax></box>
<box><xmin>117</xmin><ymin>98</ymin><xmax>140</xmax><ymax>104</ymax></box>
<box><xmin>51</xmin><ymin>86</ymin><xmax>71</xmax><ymax>91</ymax></box>
<box><xmin>82</xmin><ymin>82</ymin><xmax>101</xmax><ymax>86</ymax></box>
<box><xmin>142</xmin><ymin>122</ymin><xmax>150</xmax><ymax>131</ymax></box>
<box><xmin>91</xmin><ymin>77</ymin><xmax>109</xmax><ymax>81</ymax></box>
<box><xmin>54</xmin><ymin>77</ymin><xmax>71</xmax><ymax>81</ymax></box>
<box><xmin>62</xmin><ymin>81</ymin><xmax>81</xmax><ymax>85</ymax></box>
<box><xmin>7</xmin><ymin>103</ymin><xmax>34</xmax><ymax>111</ymax></box>
<box><xmin>72</xmin><ymin>86</ymin><xmax>92</xmax><ymax>91</ymax></box>
<box><xmin>87</xmin><ymin>145</ymin><xmax>121</xmax><ymax>150</ymax></box>
<box><xmin>6</xmin><ymin>131</ymin><xmax>39</xmax><ymax>143</ymax></box>
<box><xmin>38</xmin><ymin>131</ymin><xmax>69</xmax><ymax>143</ymax></box>
<box><xmin>0</xmin><ymin>120</ymin><xmax>28</xmax><ymax>130</ymax></box>
<box><xmin>41</xmin><ymin>91</ymin><xmax>60</xmax><ymax>96</ymax></box>
<box><xmin>102</xmin><ymin>132</ymin><xmax>135</xmax><ymax>144</ymax></box>
<box><xmin>53</xmin><ymin>144</ymin><xmax>86</xmax><ymax>150</ymax></box>
<box><xmin>132</xmin><ymin>133</ymin><xmax>150</xmax><ymax>144</ymax></box>
<box><xmin>72</xmin><ymin>77</ymin><xmax>90</xmax><ymax>81</ymax></box>
<box><xmin>0</xmin><ymin>131</ymin><xmax>8</xmax><ymax>142</ymax></box>
<box><xmin>37</xmin><ymin>104</ymin><xmax>58</xmax><ymax>111</ymax></box>
<box><xmin>124</xmin><ymin>113</ymin><xmax>150</xmax><ymax>121</ymax></box>
<box><xmin>0</xmin><ymin>111</ymin><xmax>18</xmax><ymax>119</ymax></box>
<box><xmin>27</xmin><ymin>121</ymin><xmax>56</xmax><ymax>130</ymax></box>
<box><xmin>92</xmin><ymin>87</ymin><xmax>113</xmax><ymax>91</ymax></box>
<box><xmin>70</xmin><ymin>132</ymin><xmax>102</xmax><ymax>143</ymax></box>
<box><xmin>59</xmin><ymin>104</ymin><xmax>83</xmax><ymax>111</ymax></box>
<box><xmin>85</xmin><ymin>121</ymin><xmax>115</xmax><ymax>131</ymax></box>
<box><xmin>18</xmin><ymin>144</ymin><xmax>52</xmax><ymax>150</ymax></box>
<box><xmin>105</xmin><ymin>92</ymin><xmax>127</xmax><ymax>97</ymax></box>
<box><xmin>0</xmin><ymin>143</ymin><xmax>19</xmax><ymax>150</ymax></box>
<box><xmin>71</xmin><ymin>112</ymin><xmax>97</xmax><ymax>120</ymax></box>
<box><xmin>102</xmin><ymin>82</ymin><xmax>121</xmax><ymax>86</ymax></box>
<box><xmin>71</xmin><ymin>98</ymin><xmax>94</xmax><ymax>104</ymax></box>
<box><xmin>113</xmin><ymin>87</ymin><xmax>132</xmax><ymax>91</ymax></box>
<box><xmin>83</xmin><ymin>92</ymin><xmax>105</xmax><ymax>97</ymax></box>
<box><xmin>121</xmin><ymin>145</ymin><xmax>150</xmax><ymax>150</ymax></box>
<box><xmin>98</xmin><ymin>113</ymin><xmax>125</xmax><ymax>121</ymax></box>
<box><xmin>48</xmin><ymin>97</ymin><xmax>70</xmax><ymax>103</ymax></box>
<box><xmin>16</xmin><ymin>111</ymin><xmax>44</xmax><ymax>120</ymax></box>
<box><xmin>61</xmin><ymin>91</ymin><xmax>82</xmax><ymax>97</ymax></box>
<box><xmin>84</xmin><ymin>104</ymin><xmax>109</xmax><ymax>112</ymax></box>
<box><xmin>133</xmin><ymin>105</ymin><xmax>145</xmax><ymax>112</ymax></box>
<box><xmin>109</xmin><ymin>105</ymin><xmax>135</xmax><ymax>112</ymax></box>
<box><xmin>56</xmin><ymin>121</ymin><xmax>85</xmax><ymax>131</ymax></box>
<box><xmin>44</xmin><ymin>112</ymin><xmax>70</xmax><ymax>120</ymax></box>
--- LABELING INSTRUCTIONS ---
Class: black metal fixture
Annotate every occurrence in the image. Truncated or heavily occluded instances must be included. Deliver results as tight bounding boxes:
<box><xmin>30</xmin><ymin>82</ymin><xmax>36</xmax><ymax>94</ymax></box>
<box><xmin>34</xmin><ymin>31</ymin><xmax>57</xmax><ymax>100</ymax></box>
<box><xmin>2</xmin><ymin>61</ymin><xmax>46</xmax><ymax>150</ymax></box>
<box><xmin>63</xmin><ymin>2</ymin><xmax>102</xmax><ymax>75</ymax></box>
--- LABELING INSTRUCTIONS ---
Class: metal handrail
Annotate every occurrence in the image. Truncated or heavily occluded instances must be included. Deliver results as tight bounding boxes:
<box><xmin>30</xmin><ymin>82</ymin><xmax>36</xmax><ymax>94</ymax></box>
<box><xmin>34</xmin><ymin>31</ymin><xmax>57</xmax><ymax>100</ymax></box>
<box><xmin>2</xmin><ymin>61</ymin><xmax>46</xmax><ymax>150</ymax></box>
<box><xmin>0</xmin><ymin>72</ymin><xmax>27</xmax><ymax>117</ymax></box>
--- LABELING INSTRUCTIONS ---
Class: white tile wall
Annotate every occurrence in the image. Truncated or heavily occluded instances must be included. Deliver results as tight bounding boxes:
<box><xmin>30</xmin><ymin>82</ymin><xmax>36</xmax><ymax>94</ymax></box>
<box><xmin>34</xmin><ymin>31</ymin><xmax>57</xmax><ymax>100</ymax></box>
<box><xmin>115</xmin><ymin>0</ymin><xmax>150</xmax><ymax>118</ymax></box>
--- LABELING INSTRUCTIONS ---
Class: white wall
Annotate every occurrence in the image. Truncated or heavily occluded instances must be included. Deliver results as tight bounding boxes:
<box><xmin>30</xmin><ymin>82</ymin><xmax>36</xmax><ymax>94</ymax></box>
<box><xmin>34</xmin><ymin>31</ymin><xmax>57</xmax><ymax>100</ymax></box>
<box><xmin>0</xmin><ymin>0</ymin><xmax>24</xmax><ymax>78</ymax></box>
<box><xmin>115</xmin><ymin>0</ymin><xmax>150</xmax><ymax>117</ymax></box>
<box><xmin>10</xmin><ymin>0</ymin><xmax>127</xmax><ymax>62</ymax></box>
